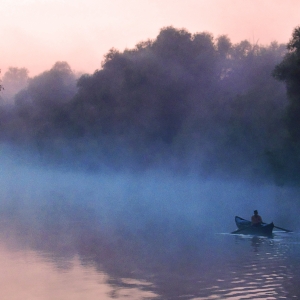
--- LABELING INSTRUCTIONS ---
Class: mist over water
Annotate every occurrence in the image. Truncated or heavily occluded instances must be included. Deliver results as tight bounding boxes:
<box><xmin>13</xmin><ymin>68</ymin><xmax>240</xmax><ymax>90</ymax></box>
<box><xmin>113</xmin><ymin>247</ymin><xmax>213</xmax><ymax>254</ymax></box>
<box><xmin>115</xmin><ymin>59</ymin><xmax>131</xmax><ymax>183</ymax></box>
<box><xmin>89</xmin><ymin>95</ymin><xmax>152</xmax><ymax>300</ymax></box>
<box><xmin>0</xmin><ymin>27</ymin><xmax>293</xmax><ymax>184</ymax></box>
<box><xmin>1</xmin><ymin>147</ymin><xmax>299</xmax><ymax>236</ymax></box>
<box><xmin>0</xmin><ymin>150</ymin><xmax>300</xmax><ymax>299</ymax></box>
<box><xmin>1</xmin><ymin>26</ymin><xmax>300</xmax><ymax>299</ymax></box>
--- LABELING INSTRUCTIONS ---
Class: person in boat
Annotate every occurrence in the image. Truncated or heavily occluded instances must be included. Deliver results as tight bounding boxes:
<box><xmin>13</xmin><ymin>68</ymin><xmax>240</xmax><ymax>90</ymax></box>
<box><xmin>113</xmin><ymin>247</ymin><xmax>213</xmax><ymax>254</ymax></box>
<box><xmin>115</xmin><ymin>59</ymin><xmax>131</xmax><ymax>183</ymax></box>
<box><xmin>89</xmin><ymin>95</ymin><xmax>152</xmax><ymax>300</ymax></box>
<box><xmin>251</xmin><ymin>210</ymin><xmax>262</xmax><ymax>227</ymax></box>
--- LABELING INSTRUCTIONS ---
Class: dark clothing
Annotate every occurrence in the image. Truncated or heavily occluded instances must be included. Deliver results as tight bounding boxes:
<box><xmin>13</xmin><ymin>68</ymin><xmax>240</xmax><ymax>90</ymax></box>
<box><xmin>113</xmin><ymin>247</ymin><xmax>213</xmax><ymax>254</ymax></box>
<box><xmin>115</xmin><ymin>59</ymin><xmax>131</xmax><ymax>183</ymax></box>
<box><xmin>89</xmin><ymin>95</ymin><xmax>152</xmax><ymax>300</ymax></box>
<box><xmin>251</xmin><ymin>214</ymin><xmax>262</xmax><ymax>226</ymax></box>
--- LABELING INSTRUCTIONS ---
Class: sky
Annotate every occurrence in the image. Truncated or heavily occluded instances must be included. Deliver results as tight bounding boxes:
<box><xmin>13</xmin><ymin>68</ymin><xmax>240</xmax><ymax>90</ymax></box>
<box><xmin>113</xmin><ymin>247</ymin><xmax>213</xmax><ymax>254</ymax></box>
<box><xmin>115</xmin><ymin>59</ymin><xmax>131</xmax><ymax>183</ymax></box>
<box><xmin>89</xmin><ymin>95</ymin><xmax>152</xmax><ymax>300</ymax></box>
<box><xmin>1</xmin><ymin>0</ymin><xmax>300</xmax><ymax>76</ymax></box>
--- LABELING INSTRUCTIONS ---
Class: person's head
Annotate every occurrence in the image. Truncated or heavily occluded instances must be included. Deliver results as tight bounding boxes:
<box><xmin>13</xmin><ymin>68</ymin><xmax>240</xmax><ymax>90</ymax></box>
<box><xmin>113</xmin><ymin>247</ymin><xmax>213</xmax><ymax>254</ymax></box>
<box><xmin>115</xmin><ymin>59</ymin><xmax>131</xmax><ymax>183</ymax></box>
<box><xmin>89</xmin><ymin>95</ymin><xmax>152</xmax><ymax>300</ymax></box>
<box><xmin>254</xmin><ymin>210</ymin><xmax>258</xmax><ymax>215</ymax></box>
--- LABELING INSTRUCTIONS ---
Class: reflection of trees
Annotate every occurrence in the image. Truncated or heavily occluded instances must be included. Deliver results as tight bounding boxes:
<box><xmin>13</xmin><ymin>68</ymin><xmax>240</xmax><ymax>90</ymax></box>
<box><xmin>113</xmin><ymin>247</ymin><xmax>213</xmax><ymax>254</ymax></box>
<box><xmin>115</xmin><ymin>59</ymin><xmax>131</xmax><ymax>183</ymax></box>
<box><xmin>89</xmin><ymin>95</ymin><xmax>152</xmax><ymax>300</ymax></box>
<box><xmin>0</xmin><ymin>199</ymin><xmax>299</xmax><ymax>299</ymax></box>
<box><xmin>0</xmin><ymin>196</ymin><xmax>215</xmax><ymax>298</ymax></box>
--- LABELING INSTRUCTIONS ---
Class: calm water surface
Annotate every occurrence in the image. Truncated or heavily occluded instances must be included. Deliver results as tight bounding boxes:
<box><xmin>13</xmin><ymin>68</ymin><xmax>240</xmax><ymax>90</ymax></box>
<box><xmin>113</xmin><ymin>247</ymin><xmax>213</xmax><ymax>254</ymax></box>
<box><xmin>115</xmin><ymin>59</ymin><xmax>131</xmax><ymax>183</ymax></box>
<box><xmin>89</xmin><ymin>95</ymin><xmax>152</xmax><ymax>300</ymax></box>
<box><xmin>0</xmin><ymin>218</ymin><xmax>299</xmax><ymax>300</ymax></box>
<box><xmin>1</xmin><ymin>165</ymin><xmax>300</xmax><ymax>299</ymax></box>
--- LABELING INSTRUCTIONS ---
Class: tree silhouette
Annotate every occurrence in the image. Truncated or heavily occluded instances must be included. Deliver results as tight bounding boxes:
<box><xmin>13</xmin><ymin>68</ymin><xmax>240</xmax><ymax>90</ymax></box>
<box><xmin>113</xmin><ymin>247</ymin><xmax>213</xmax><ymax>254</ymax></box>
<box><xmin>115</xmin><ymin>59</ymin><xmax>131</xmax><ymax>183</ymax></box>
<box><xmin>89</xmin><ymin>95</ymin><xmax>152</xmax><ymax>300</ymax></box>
<box><xmin>1</xmin><ymin>67</ymin><xmax>29</xmax><ymax>101</ymax></box>
<box><xmin>273</xmin><ymin>26</ymin><xmax>300</xmax><ymax>142</ymax></box>
<box><xmin>0</xmin><ymin>27</ymin><xmax>291</xmax><ymax>181</ymax></box>
<box><xmin>0</xmin><ymin>70</ymin><xmax>3</xmax><ymax>91</ymax></box>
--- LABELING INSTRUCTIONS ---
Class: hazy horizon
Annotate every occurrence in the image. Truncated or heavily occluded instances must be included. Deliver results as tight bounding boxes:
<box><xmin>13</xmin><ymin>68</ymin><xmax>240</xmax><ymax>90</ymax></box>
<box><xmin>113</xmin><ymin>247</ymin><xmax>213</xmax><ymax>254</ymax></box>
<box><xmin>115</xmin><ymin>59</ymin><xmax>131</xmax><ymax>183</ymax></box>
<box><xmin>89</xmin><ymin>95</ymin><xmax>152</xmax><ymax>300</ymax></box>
<box><xmin>1</xmin><ymin>0</ymin><xmax>299</xmax><ymax>76</ymax></box>
<box><xmin>1</xmin><ymin>3</ymin><xmax>300</xmax><ymax>298</ymax></box>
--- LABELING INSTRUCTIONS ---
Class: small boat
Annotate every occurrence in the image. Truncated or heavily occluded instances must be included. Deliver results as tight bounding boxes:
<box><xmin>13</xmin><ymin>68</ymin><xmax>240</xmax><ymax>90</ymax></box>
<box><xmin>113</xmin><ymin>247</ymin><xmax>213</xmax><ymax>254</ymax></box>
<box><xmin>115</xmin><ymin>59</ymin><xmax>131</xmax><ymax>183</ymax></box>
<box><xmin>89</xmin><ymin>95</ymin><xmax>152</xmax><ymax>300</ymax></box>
<box><xmin>232</xmin><ymin>216</ymin><xmax>274</xmax><ymax>236</ymax></box>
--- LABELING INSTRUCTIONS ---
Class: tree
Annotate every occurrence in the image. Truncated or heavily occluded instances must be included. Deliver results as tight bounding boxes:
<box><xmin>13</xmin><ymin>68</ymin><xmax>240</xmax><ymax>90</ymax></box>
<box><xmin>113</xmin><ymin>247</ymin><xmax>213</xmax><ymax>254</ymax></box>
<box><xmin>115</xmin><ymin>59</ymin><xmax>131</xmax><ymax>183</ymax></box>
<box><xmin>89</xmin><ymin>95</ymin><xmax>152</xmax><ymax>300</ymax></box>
<box><xmin>273</xmin><ymin>26</ymin><xmax>300</xmax><ymax>142</ymax></box>
<box><xmin>1</xmin><ymin>67</ymin><xmax>29</xmax><ymax>101</ymax></box>
<box><xmin>13</xmin><ymin>61</ymin><xmax>77</xmax><ymax>142</ymax></box>
<box><xmin>0</xmin><ymin>70</ymin><xmax>3</xmax><ymax>91</ymax></box>
<box><xmin>216</xmin><ymin>35</ymin><xmax>232</xmax><ymax>59</ymax></box>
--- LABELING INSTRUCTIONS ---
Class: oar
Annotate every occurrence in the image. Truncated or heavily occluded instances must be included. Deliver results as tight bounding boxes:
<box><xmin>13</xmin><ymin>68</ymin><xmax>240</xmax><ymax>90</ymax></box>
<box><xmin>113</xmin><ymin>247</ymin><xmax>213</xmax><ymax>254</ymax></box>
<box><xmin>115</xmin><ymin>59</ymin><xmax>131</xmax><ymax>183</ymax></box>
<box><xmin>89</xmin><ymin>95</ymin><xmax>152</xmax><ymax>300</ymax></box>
<box><xmin>274</xmin><ymin>226</ymin><xmax>292</xmax><ymax>232</ymax></box>
<box><xmin>263</xmin><ymin>223</ymin><xmax>293</xmax><ymax>233</ymax></box>
<box><xmin>238</xmin><ymin>216</ymin><xmax>293</xmax><ymax>233</ymax></box>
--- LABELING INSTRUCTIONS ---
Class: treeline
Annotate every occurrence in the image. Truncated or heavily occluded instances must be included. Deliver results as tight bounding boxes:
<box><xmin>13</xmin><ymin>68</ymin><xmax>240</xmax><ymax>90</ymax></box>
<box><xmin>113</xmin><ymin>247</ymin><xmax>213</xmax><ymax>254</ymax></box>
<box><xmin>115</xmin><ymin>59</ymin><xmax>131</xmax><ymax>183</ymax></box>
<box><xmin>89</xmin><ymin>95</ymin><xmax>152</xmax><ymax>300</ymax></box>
<box><xmin>0</xmin><ymin>26</ymin><xmax>298</xmax><ymax>183</ymax></box>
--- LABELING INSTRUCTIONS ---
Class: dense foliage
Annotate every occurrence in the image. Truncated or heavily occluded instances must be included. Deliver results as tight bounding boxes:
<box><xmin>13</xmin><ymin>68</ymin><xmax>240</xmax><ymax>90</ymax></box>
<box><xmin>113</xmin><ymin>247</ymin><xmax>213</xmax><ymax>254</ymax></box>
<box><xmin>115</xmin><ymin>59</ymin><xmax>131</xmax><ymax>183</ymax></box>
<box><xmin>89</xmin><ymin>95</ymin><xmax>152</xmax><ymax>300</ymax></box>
<box><xmin>270</xmin><ymin>26</ymin><xmax>300</xmax><ymax>183</ymax></box>
<box><xmin>0</xmin><ymin>26</ymin><xmax>296</xmax><ymax>183</ymax></box>
<box><xmin>273</xmin><ymin>26</ymin><xmax>300</xmax><ymax>140</ymax></box>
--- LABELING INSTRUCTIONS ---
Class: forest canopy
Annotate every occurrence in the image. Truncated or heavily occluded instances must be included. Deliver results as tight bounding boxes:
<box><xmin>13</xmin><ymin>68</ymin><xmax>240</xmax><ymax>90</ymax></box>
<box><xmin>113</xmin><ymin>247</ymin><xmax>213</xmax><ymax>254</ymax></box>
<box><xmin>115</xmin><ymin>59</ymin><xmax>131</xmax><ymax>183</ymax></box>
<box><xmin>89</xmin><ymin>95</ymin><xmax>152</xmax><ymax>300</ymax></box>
<box><xmin>1</xmin><ymin>26</ymin><xmax>299</xmax><ymax>184</ymax></box>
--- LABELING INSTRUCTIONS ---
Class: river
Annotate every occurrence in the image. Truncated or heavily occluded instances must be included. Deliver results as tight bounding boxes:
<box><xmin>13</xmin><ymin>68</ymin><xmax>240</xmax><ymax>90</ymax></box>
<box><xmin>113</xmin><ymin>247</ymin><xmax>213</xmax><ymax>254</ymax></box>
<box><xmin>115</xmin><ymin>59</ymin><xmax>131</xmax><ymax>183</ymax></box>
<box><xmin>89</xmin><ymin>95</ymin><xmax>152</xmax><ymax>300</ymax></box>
<box><xmin>0</xmin><ymin>163</ymin><xmax>300</xmax><ymax>299</ymax></box>
<box><xmin>0</xmin><ymin>211</ymin><xmax>299</xmax><ymax>299</ymax></box>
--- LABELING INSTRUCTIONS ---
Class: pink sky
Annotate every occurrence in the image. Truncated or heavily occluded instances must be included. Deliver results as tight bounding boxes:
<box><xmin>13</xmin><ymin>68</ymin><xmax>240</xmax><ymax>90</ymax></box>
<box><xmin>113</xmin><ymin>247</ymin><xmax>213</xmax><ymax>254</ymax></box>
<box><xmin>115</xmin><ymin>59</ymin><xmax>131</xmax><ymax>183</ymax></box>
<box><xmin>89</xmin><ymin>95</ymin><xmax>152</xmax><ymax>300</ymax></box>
<box><xmin>1</xmin><ymin>0</ymin><xmax>299</xmax><ymax>76</ymax></box>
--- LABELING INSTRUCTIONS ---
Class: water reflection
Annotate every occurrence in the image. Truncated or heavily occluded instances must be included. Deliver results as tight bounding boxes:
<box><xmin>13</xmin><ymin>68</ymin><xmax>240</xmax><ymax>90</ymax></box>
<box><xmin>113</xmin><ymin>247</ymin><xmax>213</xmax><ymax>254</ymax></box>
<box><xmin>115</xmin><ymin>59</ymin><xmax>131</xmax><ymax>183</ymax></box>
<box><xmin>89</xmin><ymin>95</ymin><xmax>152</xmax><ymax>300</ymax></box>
<box><xmin>251</xmin><ymin>236</ymin><xmax>263</xmax><ymax>252</ymax></box>
<box><xmin>0</xmin><ymin>200</ymin><xmax>299</xmax><ymax>299</ymax></box>
<box><xmin>0</xmin><ymin>243</ymin><xmax>158</xmax><ymax>300</ymax></box>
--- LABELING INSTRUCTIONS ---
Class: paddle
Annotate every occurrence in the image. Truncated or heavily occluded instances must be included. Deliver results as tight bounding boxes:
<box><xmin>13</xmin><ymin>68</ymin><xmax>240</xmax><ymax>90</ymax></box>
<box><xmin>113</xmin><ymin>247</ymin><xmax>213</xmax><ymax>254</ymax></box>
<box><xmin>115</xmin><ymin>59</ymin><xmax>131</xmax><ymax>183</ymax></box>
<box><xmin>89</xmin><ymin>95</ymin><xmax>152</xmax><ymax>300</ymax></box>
<box><xmin>262</xmin><ymin>222</ymin><xmax>292</xmax><ymax>233</ymax></box>
<box><xmin>237</xmin><ymin>216</ymin><xmax>293</xmax><ymax>233</ymax></box>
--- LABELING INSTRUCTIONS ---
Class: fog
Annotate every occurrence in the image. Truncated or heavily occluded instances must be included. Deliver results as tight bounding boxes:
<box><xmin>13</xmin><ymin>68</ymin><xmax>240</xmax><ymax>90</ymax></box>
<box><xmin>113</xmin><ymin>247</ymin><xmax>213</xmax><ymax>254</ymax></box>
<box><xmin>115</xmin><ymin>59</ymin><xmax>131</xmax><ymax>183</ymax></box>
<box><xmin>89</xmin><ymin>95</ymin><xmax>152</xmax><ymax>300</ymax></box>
<box><xmin>2</xmin><ymin>26</ymin><xmax>300</xmax><ymax>300</ymax></box>
<box><xmin>1</xmin><ymin>144</ymin><xmax>300</xmax><ymax>298</ymax></box>
<box><xmin>1</xmin><ymin>148</ymin><xmax>299</xmax><ymax>234</ymax></box>
<box><xmin>0</xmin><ymin>27</ymin><xmax>292</xmax><ymax>182</ymax></box>
<box><xmin>0</xmin><ymin>26</ymin><xmax>300</xmax><ymax>267</ymax></box>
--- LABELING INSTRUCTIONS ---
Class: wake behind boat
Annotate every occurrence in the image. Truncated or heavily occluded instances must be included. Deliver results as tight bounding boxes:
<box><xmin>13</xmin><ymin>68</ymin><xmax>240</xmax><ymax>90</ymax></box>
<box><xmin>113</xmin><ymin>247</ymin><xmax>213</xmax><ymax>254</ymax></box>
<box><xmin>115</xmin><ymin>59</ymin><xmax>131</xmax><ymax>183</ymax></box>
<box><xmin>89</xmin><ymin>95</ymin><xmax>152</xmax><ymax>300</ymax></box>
<box><xmin>232</xmin><ymin>216</ymin><xmax>274</xmax><ymax>236</ymax></box>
